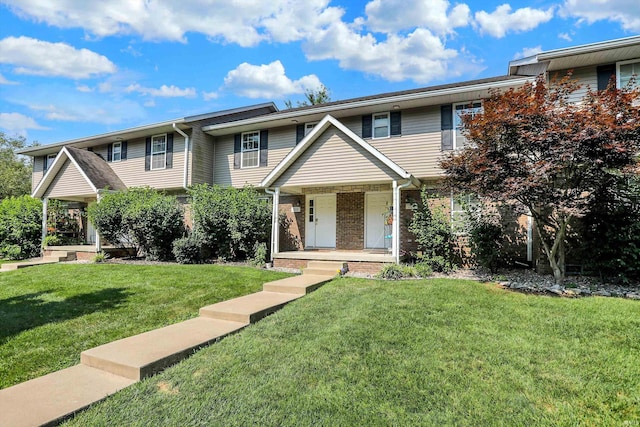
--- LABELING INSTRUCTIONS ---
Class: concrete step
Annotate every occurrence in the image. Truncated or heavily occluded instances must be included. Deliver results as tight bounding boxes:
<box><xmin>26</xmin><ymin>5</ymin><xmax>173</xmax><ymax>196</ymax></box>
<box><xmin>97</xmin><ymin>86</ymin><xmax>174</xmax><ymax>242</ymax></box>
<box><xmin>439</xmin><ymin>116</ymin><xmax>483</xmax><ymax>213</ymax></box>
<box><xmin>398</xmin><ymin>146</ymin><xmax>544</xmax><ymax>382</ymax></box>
<box><xmin>199</xmin><ymin>291</ymin><xmax>301</xmax><ymax>324</ymax></box>
<box><xmin>263</xmin><ymin>274</ymin><xmax>335</xmax><ymax>295</ymax></box>
<box><xmin>0</xmin><ymin>364</ymin><xmax>135</xmax><ymax>427</ymax></box>
<box><xmin>46</xmin><ymin>250</ymin><xmax>77</xmax><ymax>261</ymax></box>
<box><xmin>302</xmin><ymin>268</ymin><xmax>340</xmax><ymax>276</ymax></box>
<box><xmin>306</xmin><ymin>260</ymin><xmax>347</xmax><ymax>271</ymax></box>
<box><xmin>81</xmin><ymin>317</ymin><xmax>246</xmax><ymax>380</ymax></box>
<box><xmin>0</xmin><ymin>259</ymin><xmax>58</xmax><ymax>272</ymax></box>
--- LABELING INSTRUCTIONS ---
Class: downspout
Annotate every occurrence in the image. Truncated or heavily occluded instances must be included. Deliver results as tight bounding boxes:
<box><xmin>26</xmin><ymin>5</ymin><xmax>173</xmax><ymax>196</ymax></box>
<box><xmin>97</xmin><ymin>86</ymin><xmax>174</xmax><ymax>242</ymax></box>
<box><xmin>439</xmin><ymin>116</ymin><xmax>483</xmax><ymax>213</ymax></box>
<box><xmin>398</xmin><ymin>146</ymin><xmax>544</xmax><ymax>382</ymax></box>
<box><xmin>394</xmin><ymin>179</ymin><xmax>413</xmax><ymax>264</ymax></box>
<box><xmin>173</xmin><ymin>123</ymin><xmax>190</xmax><ymax>190</ymax></box>
<box><xmin>264</xmin><ymin>187</ymin><xmax>280</xmax><ymax>261</ymax></box>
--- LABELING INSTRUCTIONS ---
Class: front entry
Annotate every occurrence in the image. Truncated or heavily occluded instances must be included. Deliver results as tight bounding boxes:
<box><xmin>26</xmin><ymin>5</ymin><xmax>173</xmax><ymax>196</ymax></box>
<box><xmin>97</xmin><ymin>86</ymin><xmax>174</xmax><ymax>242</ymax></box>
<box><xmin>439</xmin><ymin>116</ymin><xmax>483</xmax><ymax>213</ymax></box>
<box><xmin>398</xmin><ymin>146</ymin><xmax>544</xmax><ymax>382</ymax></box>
<box><xmin>365</xmin><ymin>192</ymin><xmax>392</xmax><ymax>249</ymax></box>
<box><xmin>305</xmin><ymin>194</ymin><xmax>336</xmax><ymax>248</ymax></box>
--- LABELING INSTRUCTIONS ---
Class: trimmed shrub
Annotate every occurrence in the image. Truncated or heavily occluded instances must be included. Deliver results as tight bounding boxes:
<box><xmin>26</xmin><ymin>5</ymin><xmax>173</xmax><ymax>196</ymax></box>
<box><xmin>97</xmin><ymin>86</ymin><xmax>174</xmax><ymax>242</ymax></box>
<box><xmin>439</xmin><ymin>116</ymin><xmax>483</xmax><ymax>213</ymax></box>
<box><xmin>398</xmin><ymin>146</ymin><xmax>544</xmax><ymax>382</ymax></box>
<box><xmin>88</xmin><ymin>187</ymin><xmax>185</xmax><ymax>261</ymax></box>
<box><xmin>465</xmin><ymin>200</ymin><xmax>505</xmax><ymax>273</ymax></box>
<box><xmin>0</xmin><ymin>195</ymin><xmax>42</xmax><ymax>260</ymax></box>
<box><xmin>251</xmin><ymin>242</ymin><xmax>268</xmax><ymax>267</ymax></box>
<box><xmin>408</xmin><ymin>187</ymin><xmax>458</xmax><ymax>272</ymax></box>
<box><xmin>173</xmin><ymin>235</ymin><xmax>204</xmax><ymax>264</ymax></box>
<box><xmin>376</xmin><ymin>264</ymin><xmax>416</xmax><ymax>280</ymax></box>
<box><xmin>415</xmin><ymin>262</ymin><xmax>433</xmax><ymax>278</ymax></box>
<box><xmin>189</xmin><ymin>184</ymin><xmax>271</xmax><ymax>261</ymax></box>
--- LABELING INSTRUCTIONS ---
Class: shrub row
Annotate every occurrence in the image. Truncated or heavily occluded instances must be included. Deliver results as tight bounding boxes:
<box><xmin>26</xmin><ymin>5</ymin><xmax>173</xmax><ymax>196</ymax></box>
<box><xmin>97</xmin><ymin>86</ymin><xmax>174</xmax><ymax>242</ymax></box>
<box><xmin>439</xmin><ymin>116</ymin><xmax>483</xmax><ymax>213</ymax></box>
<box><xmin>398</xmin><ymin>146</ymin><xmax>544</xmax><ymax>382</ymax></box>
<box><xmin>0</xmin><ymin>195</ymin><xmax>42</xmax><ymax>260</ymax></box>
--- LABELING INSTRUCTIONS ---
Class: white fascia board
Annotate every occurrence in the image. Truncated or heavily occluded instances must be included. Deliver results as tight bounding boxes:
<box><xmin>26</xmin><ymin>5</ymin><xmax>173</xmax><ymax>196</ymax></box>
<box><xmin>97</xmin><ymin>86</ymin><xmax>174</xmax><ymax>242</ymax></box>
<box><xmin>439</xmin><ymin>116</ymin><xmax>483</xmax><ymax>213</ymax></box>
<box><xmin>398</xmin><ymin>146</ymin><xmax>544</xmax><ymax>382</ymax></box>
<box><xmin>260</xmin><ymin>114</ymin><xmax>411</xmax><ymax>188</ymax></box>
<box><xmin>32</xmin><ymin>147</ymin><xmax>98</xmax><ymax>198</ymax></box>
<box><xmin>538</xmin><ymin>35</ymin><xmax>640</xmax><ymax>60</ymax></box>
<box><xmin>203</xmin><ymin>77</ymin><xmax>534</xmax><ymax>134</ymax></box>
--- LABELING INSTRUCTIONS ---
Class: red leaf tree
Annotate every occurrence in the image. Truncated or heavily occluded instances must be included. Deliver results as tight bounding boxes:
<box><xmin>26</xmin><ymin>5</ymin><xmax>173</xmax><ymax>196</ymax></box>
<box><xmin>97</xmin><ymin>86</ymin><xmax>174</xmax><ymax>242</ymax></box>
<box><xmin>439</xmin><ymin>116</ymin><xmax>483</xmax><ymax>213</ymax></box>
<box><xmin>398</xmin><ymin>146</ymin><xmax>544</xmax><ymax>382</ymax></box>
<box><xmin>440</xmin><ymin>74</ymin><xmax>640</xmax><ymax>284</ymax></box>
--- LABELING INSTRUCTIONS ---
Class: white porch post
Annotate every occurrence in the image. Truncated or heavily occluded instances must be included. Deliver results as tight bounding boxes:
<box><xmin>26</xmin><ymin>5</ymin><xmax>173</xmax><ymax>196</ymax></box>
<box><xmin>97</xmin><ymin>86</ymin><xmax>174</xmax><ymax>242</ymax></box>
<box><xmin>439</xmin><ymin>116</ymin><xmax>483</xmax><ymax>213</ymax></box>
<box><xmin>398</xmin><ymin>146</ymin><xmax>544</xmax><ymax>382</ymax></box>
<box><xmin>41</xmin><ymin>197</ymin><xmax>48</xmax><ymax>254</ymax></box>
<box><xmin>271</xmin><ymin>187</ymin><xmax>280</xmax><ymax>259</ymax></box>
<box><xmin>95</xmin><ymin>192</ymin><xmax>102</xmax><ymax>252</ymax></box>
<box><xmin>391</xmin><ymin>180</ymin><xmax>399</xmax><ymax>261</ymax></box>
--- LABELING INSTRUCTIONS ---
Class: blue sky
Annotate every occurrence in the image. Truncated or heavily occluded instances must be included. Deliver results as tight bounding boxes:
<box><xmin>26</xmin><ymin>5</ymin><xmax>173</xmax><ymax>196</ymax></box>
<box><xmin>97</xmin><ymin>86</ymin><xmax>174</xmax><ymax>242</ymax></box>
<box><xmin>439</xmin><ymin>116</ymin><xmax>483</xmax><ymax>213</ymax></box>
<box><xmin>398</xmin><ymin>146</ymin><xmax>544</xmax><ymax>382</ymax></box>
<box><xmin>0</xmin><ymin>0</ymin><xmax>638</xmax><ymax>145</ymax></box>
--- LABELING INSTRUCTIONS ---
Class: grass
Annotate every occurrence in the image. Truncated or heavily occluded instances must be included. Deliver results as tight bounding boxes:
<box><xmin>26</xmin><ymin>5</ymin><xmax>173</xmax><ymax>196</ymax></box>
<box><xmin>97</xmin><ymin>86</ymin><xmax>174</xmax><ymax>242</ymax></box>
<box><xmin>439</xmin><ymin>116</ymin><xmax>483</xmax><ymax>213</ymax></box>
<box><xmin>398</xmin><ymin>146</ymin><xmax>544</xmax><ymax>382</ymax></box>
<box><xmin>0</xmin><ymin>263</ymin><xmax>292</xmax><ymax>389</ymax></box>
<box><xmin>63</xmin><ymin>277</ymin><xmax>640</xmax><ymax>426</ymax></box>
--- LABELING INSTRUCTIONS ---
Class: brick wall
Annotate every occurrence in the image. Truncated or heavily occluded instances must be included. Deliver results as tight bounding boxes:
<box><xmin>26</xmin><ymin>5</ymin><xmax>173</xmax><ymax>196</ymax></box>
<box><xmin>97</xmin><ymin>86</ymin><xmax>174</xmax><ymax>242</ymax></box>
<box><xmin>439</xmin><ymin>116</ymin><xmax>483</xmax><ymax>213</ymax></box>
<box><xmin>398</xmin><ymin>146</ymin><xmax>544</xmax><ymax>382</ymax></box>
<box><xmin>336</xmin><ymin>192</ymin><xmax>364</xmax><ymax>250</ymax></box>
<box><xmin>273</xmin><ymin>258</ymin><xmax>388</xmax><ymax>275</ymax></box>
<box><xmin>279</xmin><ymin>195</ymin><xmax>304</xmax><ymax>251</ymax></box>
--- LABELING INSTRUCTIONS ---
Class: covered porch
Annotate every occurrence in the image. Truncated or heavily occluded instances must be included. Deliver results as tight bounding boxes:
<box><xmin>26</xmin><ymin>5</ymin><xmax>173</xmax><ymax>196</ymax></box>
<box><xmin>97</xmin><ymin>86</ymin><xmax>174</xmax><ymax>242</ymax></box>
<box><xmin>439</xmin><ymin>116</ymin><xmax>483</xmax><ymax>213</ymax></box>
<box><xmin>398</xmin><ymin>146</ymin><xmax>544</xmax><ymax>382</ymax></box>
<box><xmin>260</xmin><ymin>114</ymin><xmax>421</xmax><ymax>272</ymax></box>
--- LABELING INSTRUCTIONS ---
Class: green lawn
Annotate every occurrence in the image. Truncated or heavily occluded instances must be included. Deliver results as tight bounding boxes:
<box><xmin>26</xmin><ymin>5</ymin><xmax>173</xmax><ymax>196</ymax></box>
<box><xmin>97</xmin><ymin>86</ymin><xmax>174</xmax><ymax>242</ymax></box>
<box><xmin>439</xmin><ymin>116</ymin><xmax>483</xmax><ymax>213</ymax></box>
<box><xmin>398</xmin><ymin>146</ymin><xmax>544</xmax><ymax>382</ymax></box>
<box><xmin>0</xmin><ymin>263</ymin><xmax>292</xmax><ymax>389</ymax></box>
<box><xmin>63</xmin><ymin>277</ymin><xmax>640</xmax><ymax>426</ymax></box>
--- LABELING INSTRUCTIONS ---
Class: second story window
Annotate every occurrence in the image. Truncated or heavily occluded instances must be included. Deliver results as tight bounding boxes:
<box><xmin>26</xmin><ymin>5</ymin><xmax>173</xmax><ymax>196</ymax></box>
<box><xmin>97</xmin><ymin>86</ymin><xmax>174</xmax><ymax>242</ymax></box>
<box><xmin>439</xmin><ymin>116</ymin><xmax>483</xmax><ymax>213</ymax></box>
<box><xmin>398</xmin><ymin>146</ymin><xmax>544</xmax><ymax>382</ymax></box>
<box><xmin>242</xmin><ymin>131</ymin><xmax>260</xmax><ymax>168</ymax></box>
<box><xmin>618</xmin><ymin>59</ymin><xmax>640</xmax><ymax>89</ymax></box>
<box><xmin>373</xmin><ymin>112</ymin><xmax>390</xmax><ymax>139</ymax></box>
<box><xmin>44</xmin><ymin>153</ymin><xmax>57</xmax><ymax>171</ymax></box>
<box><xmin>151</xmin><ymin>134</ymin><xmax>167</xmax><ymax>170</ymax></box>
<box><xmin>112</xmin><ymin>142</ymin><xmax>122</xmax><ymax>162</ymax></box>
<box><xmin>305</xmin><ymin>122</ymin><xmax>318</xmax><ymax>136</ymax></box>
<box><xmin>453</xmin><ymin>102</ymin><xmax>482</xmax><ymax>149</ymax></box>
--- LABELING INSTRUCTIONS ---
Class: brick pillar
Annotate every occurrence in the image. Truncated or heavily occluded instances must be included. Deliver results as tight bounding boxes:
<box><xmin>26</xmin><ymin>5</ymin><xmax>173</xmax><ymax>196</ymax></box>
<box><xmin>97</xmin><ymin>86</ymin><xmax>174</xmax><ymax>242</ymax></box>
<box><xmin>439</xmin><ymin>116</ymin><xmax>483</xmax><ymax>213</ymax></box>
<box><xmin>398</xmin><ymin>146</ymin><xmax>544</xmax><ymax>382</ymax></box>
<box><xmin>336</xmin><ymin>192</ymin><xmax>364</xmax><ymax>250</ymax></box>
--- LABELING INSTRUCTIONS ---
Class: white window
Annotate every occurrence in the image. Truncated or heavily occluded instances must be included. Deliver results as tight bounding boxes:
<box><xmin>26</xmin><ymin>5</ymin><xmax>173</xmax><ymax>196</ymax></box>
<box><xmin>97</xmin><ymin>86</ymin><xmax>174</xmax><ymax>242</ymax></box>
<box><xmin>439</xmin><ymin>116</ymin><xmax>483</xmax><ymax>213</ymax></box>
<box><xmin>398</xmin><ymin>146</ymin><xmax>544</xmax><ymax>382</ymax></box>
<box><xmin>151</xmin><ymin>134</ymin><xmax>167</xmax><ymax>170</ymax></box>
<box><xmin>304</xmin><ymin>122</ymin><xmax>318</xmax><ymax>136</ymax></box>
<box><xmin>241</xmin><ymin>131</ymin><xmax>260</xmax><ymax>168</ymax></box>
<box><xmin>112</xmin><ymin>142</ymin><xmax>122</xmax><ymax>162</ymax></box>
<box><xmin>373</xmin><ymin>112</ymin><xmax>390</xmax><ymax>139</ymax></box>
<box><xmin>451</xmin><ymin>193</ymin><xmax>479</xmax><ymax>234</ymax></box>
<box><xmin>453</xmin><ymin>102</ymin><xmax>482</xmax><ymax>149</ymax></box>
<box><xmin>45</xmin><ymin>153</ymin><xmax>57</xmax><ymax>170</ymax></box>
<box><xmin>617</xmin><ymin>59</ymin><xmax>640</xmax><ymax>89</ymax></box>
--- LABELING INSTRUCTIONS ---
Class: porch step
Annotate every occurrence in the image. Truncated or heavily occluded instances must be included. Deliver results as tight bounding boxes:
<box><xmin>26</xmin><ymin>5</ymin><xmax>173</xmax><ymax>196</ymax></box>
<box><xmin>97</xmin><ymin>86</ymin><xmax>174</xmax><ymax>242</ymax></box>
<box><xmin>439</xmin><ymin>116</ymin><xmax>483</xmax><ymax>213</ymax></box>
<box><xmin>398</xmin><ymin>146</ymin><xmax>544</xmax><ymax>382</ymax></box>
<box><xmin>303</xmin><ymin>260</ymin><xmax>347</xmax><ymax>276</ymax></box>
<box><xmin>81</xmin><ymin>317</ymin><xmax>246</xmax><ymax>380</ymax></box>
<box><xmin>0</xmin><ymin>258</ymin><xmax>58</xmax><ymax>271</ymax></box>
<box><xmin>199</xmin><ymin>291</ymin><xmax>301</xmax><ymax>324</ymax></box>
<box><xmin>44</xmin><ymin>250</ymin><xmax>77</xmax><ymax>261</ymax></box>
<box><xmin>0</xmin><ymin>364</ymin><xmax>135</xmax><ymax>427</ymax></box>
<box><xmin>263</xmin><ymin>274</ymin><xmax>335</xmax><ymax>295</ymax></box>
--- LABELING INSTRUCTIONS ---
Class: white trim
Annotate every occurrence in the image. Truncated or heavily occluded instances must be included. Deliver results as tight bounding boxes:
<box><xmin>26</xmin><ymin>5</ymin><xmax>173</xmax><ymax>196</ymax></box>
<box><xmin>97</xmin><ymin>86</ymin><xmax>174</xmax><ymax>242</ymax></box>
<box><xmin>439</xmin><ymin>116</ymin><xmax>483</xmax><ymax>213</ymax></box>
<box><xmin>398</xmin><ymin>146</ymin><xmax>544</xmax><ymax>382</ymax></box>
<box><xmin>202</xmin><ymin>77</ymin><xmax>534</xmax><ymax>134</ymax></box>
<box><xmin>32</xmin><ymin>146</ymin><xmax>99</xmax><ymax>198</ymax></box>
<box><xmin>616</xmin><ymin>58</ymin><xmax>640</xmax><ymax>89</ymax></box>
<box><xmin>150</xmin><ymin>133</ymin><xmax>167</xmax><ymax>170</ymax></box>
<box><xmin>372</xmin><ymin>112</ymin><xmax>390</xmax><ymax>139</ymax></box>
<box><xmin>112</xmin><ymin>141</ymin><xmax>122</xmax><ymax>162</ymax></box>
<box><xmin>240</xmin><ymin>130</ymin><xmax>260</xmax><ymax>169</ymax></box>
<box><xmin>260</xmin><ymin>114</ymin><xmax>412</xmax><ymax>188</ymax></box>
<box><xmin>537</xmin><ymin>35</ymin><xmax>640</xmax><ymax>61</ymax></box>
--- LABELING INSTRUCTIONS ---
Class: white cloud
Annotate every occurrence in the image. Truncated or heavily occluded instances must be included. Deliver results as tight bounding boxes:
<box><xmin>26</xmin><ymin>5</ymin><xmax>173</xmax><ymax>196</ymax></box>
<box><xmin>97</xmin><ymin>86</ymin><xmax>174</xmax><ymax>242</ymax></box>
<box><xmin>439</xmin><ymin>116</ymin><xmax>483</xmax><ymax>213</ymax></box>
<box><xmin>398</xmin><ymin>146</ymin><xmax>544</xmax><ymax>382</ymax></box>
<box><xmin>558</xmin><ymin>32</ymin><xmax>573</xmax><ymax>42</ymax></box>
<box><xmin>475</xmin><ymin>4</ymin><xmax>555</xmax><ymax>38</ymax></box>
<box><xmin>202</xmin><ymin>91</ymin><xmax>219</xmax><ymax>101</ymax></box>
<box><xmin>561</xmin><ymin>0</ymin><xmax>640</xmax><ymax>32</ymax></box>
<box><xmin>126</xmin><ymin>84</ymin><xmax>197</xmax><ymax>98</ymax></box>
<box><xmin>76</xmin><ymin>84</ymin><xmax>93</xmax><ymax>92</ymax></box>
<box><xmin>0</xmin><ymin>112</ymin><xmax>49</xmax><ymax>136</ymax></box>
<box><xmin>513</xmin><ymin>45</ymin><xmax>543</xmax><ymax>60</ymax></box>
<box><xmin>365</xmin><ymin>0</ymin><xmax>470</xmax><ymax>34</ymax></box>
<box><xmin>0</xmin><ymin>73</ymin><xmax>19</xmax><ymax>85</ymax></box>
<box><xmin>0</xmin><ymin>36</ymin><xmax>116</xmax><ymax>79</ymax></box>
<box><xmin>2</xmin><ymin>0</ymin><xmax>340</xmax><ymax>47</ymax></box>
<box><xmin>304</xmin><ymin>23</ymin><xmax>472</xmax><ymax>84</ymax></box>
<box><xmin>223</xmin><ymin>61</ymin><xmax>322</xmax><ymax>99</ymax></box>
<box><xmin>121</xmin><ymin>45</ymin><xmax>142</xmax><ymax>57</ymax></box>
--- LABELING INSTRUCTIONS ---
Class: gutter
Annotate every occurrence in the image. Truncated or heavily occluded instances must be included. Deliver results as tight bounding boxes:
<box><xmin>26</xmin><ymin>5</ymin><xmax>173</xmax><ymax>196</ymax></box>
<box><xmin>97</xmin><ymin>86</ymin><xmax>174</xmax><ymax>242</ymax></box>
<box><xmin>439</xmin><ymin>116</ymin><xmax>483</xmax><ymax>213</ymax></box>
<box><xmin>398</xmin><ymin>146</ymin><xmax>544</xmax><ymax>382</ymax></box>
<box><xmin>173</xmin><ymin>123</ymin><xmax>190</xmax><ymax>190</ymax></box>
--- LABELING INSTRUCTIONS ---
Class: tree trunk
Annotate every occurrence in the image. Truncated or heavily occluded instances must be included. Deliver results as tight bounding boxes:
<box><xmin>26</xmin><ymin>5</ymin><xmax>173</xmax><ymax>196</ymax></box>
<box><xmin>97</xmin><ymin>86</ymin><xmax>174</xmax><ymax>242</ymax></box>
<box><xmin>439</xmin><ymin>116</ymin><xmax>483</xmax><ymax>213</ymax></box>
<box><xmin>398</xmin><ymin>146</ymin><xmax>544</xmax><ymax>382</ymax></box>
<box><xmin>534</xmin><ymin>215</ymin><xmax>567</xmax><ymax>286</ymax></box>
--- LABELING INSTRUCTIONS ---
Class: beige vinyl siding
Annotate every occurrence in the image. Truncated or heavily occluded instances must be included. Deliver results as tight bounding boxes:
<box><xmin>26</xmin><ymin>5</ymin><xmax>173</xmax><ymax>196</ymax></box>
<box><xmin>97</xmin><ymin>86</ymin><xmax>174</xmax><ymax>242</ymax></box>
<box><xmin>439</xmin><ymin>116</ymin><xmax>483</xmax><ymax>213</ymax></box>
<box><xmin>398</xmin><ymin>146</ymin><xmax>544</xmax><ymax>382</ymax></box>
<box><xmin>189</xmin><ymin>126</ymin><xmax>214</xmax><ymax>185</ymax></box>
<box><xmin>94</xmin><ymin>133</ymin><xmax>186</xmax><ymax>189</ymax></box>
<box><xmin>552</xmin><ymin>66</ymin><xmax>598</xmax><ymax>103</ymax></box>
<box><xmin>214</xmin><ymin>126</ymin><xmax>295</xmax><ymax>187</ymax></box>
<box><xmin>369</xmin><ymin>107</ymin><xmax>443</xmax><ymax>179</ymax></box>
<box><xmin>45</xmin><ymin>159</ymin><xmax>94</xmax><ymax>198</ymax></box>
<box><xmin>32</xmin><ymin>156</ymin><xmax>46</xmax><ymax>193</ymax></box>
<box><xmin>274</xmin><ymin>127</ymin><xmax>398</xmax><ymax>188</ymax></box>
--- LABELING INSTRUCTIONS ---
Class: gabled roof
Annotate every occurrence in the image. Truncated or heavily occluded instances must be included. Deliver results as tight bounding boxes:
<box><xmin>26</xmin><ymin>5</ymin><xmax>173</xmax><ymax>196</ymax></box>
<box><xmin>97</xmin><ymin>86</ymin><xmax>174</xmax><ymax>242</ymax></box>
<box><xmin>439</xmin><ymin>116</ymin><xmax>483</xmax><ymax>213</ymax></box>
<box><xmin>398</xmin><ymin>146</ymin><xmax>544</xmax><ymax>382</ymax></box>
<box><xmin>260</xmin><ymin>114</ymin><xmax>417</xmax><ymax>189</ymax></box>
<box><xmin>32</xmin><ymin>146</ymin><xmax>126</xmax><ymax>199</ymax></box>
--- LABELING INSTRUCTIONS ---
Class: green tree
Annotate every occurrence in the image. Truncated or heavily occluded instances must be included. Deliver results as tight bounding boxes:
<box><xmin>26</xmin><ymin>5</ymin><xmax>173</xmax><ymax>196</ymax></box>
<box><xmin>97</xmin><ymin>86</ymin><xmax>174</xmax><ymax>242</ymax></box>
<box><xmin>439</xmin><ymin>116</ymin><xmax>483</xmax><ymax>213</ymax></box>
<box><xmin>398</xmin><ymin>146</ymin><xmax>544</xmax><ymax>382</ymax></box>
<box><xmin>0</xmin><ymin>195</ymin><xmax>42</xmax><ymax>260</ymax></box>
<box><xmin>0</xmin><ymin>132</ymin><xmax>36</xmax><ymax>199</ymax></box>
<box><xmin>284</xmin><ymin>85</ymin><xmax>331</xmax><ymax>109</ymax></box>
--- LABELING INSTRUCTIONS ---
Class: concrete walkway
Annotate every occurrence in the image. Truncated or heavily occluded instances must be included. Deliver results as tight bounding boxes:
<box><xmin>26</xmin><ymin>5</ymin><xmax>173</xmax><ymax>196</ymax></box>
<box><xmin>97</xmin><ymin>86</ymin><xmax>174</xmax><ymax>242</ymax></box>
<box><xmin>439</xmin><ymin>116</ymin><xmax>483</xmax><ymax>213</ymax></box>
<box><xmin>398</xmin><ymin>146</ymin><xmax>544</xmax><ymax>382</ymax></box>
<box><xmin>0</xmin><ymin>261</ymin><xmax>343</xmax><ymax>427</ymax></box>
<box><xmin>0</xmin><ymin>251</ymin><xmax>77</xmax><ymax>272</ymax></box>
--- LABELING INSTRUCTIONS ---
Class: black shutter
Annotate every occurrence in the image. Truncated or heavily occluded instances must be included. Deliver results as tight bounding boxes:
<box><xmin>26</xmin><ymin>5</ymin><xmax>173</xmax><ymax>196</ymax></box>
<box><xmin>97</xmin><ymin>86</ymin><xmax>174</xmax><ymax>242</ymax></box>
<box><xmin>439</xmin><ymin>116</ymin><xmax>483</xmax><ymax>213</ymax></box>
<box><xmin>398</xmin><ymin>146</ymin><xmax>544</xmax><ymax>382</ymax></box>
<box><xmin>390</xmin><ymin>111</ymin><xmax>401</xmax><ymax>136</ymax></box>
<box><xmin>107</xmin><ymin>144</ymin><xmax>113</xmax><ymax>162</ymax></box>
<box><xmin>121</xmin><ymin>141</ymin><xmax>127</xmax><ymax>160</ymax></box>
<box><xmin>260</xmin><ymin>130</ymin><xmax>268</xmax><ymax>167</ymax></box>
<box><xmin>362</xmin><ymin>115</ymin><xmax>372</xmax><ymax>138</ymax></box>
<box><xmin>166</xmin><ymin>133</ymin><xmax>174</xmax><ymax>169</ymax></box>
<box><xmin>597</xmin><ymin>64</ymin><xmax>615</xmax><ymax>91</ymax></box>
<box><xmin>296</xmin><ymin>124</ymin><xmax>305</xmax><ymax>144</ymax></box>
<box><xmin>233</xmin><ymin>134</ymin><xmax>241</xmax><ymax>169</ymax></box>
<box><xmin>441</xmin><ymin>105</ymin><xmax>453</xmax><ymax>151</ymax></box>
<box><xmin>145</xmin><ymin>137</ymin><xmax>151</xmax><ymax>171</ymax></box>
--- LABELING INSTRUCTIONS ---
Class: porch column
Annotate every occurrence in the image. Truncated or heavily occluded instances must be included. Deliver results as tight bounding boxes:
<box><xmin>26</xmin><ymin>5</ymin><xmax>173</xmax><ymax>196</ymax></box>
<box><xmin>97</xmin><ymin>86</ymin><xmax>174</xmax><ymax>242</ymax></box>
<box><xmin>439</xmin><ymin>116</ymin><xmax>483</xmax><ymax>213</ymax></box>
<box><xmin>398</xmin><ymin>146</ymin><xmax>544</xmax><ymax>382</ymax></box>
<box><xmin>95</xmin><ymin>192</ymin><xmax>102</xmax><ymax>252</ymax></box>
<box><xmin>391</xmin><ymin>180</ymin><xmax>399</xmax><ymax>261</ymax></box>
<box><xmin>271</xmin><ymin>187</ymin><xmax>280</xmax><ymax>259</ymax></box>
<box><xmin>41</xmin><ymin>197</ymin><xmax>48</xmax><ymax>254</ymax></box>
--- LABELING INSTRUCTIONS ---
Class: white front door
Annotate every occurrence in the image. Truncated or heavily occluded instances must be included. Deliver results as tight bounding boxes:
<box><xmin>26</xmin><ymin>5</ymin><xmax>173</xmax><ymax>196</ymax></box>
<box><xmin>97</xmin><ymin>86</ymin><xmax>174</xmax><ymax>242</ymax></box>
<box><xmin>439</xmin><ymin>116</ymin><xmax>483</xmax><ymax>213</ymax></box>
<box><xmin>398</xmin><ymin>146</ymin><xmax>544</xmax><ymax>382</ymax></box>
<box><xmin>305</xmin><ymin>194</ymin><xmax>336</xmax><ymax>248</ymax></box>
<box><xmin>87</xmin><ymin>220</ymin><xmax>96</xmax><ymax>244</ymax></box>
<box><xmin>365</xmin><ymin>192</ymin><xmax>392</xmax><ymax>249</ymax></box>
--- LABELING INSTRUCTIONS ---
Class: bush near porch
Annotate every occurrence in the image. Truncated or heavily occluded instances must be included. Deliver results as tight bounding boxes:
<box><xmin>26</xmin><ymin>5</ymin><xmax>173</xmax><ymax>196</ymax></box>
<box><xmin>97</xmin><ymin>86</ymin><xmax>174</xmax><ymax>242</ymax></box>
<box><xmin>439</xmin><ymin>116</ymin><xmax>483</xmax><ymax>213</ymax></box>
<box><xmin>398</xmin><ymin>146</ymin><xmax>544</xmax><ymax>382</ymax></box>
<box><xmin>0</xmin><ymin>195</ymin><xmax>42</xmax><ymax>260</ymax></box>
